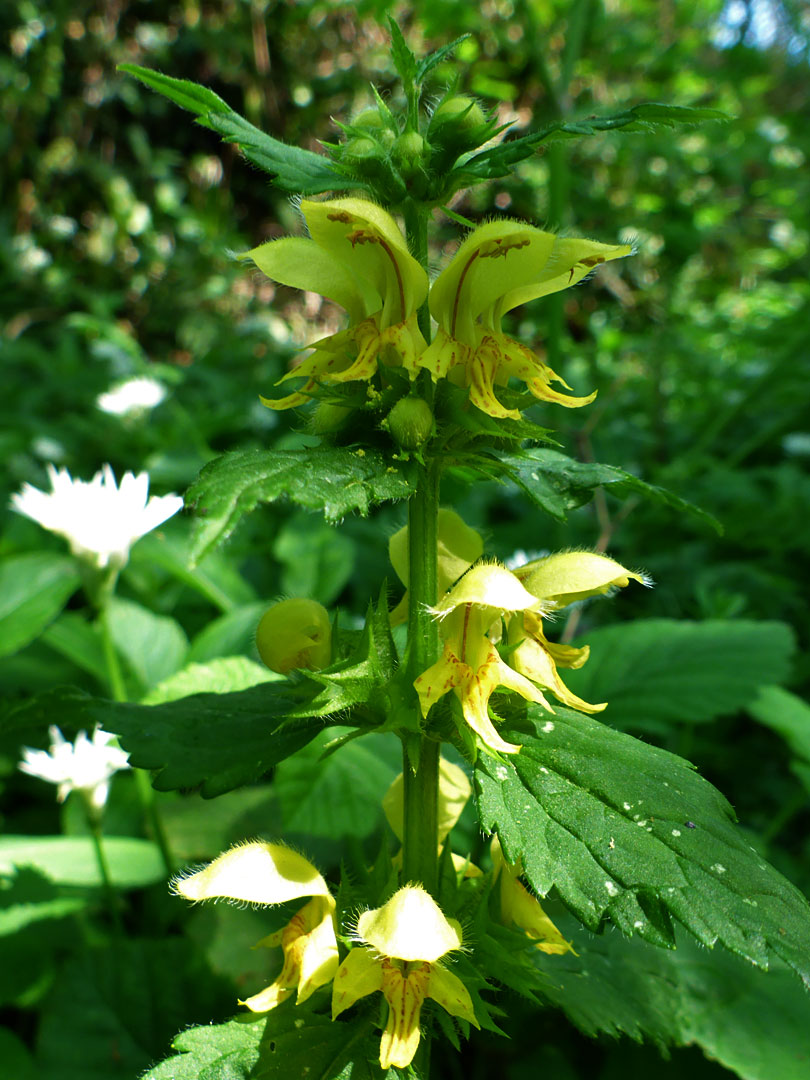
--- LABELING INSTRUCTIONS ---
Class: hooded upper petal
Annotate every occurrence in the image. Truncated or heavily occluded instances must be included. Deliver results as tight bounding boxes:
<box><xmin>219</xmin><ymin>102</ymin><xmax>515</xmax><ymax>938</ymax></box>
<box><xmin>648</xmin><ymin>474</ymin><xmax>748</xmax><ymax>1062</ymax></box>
<box><xmin>172</xmin><ymin>841</ymin><xmax>332</xmax><ymax>905</ymax></box>
<box><xmin>355</xmin><ymin>886</ymin><xmax>462</xmax><ymax>962</ymax></box>
<box><xmin>514</xmin><ymin>551</ymin><xmax>649</xmax><ymax>609</ymax></box>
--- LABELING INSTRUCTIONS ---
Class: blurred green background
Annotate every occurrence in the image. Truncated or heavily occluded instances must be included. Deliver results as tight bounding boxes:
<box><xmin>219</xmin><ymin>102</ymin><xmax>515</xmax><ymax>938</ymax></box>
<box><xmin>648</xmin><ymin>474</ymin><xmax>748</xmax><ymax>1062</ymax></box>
<box><xmin>2</xmin><ymin>1</ymin><xmax>809</xmax><ymax>1077</ymax></box>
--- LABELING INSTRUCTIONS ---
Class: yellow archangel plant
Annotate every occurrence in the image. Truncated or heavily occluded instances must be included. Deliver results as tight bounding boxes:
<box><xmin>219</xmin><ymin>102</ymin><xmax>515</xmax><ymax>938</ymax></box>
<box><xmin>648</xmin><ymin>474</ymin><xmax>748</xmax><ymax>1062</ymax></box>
<box><xmin>414</xmin><ymin>552</ymin><xmax>647</xmax><ymax>754</ymax></box>
<box><xmin>417</xmin><ymin>220</ymin><xmax>633</xmax><ymax>419</ymax></box>
<box><xmin>245</xmin><ymin>198</ymin><xmax>429</xmax><ymax>409</ymax></box>
<box><xmin>332</xmin><ymin>886</ymin><xmax>478</xmax><ymax>1070</ymax></box>
<box><xmin>172</xmin><ymin>841</ymin><xmax>339</xmax><ymax>1011</ymax></box>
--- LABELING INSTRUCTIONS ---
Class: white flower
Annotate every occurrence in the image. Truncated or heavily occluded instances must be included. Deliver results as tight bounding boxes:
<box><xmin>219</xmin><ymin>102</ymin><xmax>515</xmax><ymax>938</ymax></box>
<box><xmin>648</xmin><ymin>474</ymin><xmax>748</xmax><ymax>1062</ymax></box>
<box><xmin>96</xmin><ymin>377</ymin><xmax>167</xmax><ymax>416</ymax></box>
<box><xmin>19</xmin><ymin>726</ymin><xmax>130</xmax><ymax>811</ymax></box>
<box><xmin>10</xmin><ymin>464</ymin><xmax>183</xmax><ymax>569</ymax></box>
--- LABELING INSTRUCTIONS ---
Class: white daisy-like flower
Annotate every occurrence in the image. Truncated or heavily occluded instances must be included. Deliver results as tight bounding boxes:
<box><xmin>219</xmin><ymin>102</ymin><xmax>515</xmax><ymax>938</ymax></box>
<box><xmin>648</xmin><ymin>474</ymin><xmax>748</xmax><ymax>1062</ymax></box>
<box><xmin>19</xmin><ymin>726</ymin><xmax>130</xmax><ymax>811</ymax></box>
<box><xmin>96</xmin><ymin>376</ymin><xmax>167</xmax><ymax>416</ymax></box>
<box><xmin>10</xmin><ymin>464</ymin><xmax>183</xmax><ymax>569</ymax></box>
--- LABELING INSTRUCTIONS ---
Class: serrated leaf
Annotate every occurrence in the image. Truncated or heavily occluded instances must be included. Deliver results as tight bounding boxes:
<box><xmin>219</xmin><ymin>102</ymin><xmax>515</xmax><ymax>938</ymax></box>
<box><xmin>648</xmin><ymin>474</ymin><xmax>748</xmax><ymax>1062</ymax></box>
<box><xmin>2</xmin><ymin>683</ymin><xmax>323</xmax><ymax>797</ymax></box>
<box><xmin>475</xmin><ymin>706</ymin><xmax>810</xmax><ymax>985</ymax></box>
<box><xmin>458</xmin><ymin>102</ymin><xmax>729</xmax><ymax>180</ymax></box>
<box><xmin>564</xmin><ymin>619</ymin><xmax>795</xmax><ymax>735</ymax></box>
<box><xmin>539</xmin><ymin>916</ymin><xmax>810</xmax><ymax>1080</ymax></box>
<box><xmin>0</xmin><ymin>553</ymin><xmax>80</xmax><ymax>658</ymax></box>
<box><xmin>186</xmin><ymin>448</ymin><xmax>416</xmax><ymax>565</ymax></box>
<box><xmin>119</xmin><ymin>65</ymin><xmax>356</xmax><ymax>195</ymax></box>
<box><xmin>291</xmin><ymin>594</ymin><xmax>398</xmax><ymax>720</ymax></box>
<box><xmin>415</xmin><ymin>34</ymin><xmax>471</xmax><ymax>83</ymax></box>
<box><xmin>493</xmin><ymin>447</ymin><xmax>720</xmax><ymax>530</ymax></box>
<box><xmin>206</xmin><ymin>111</ymin><xmax>360</xmax><ymax>194</ymax></box>
<box><xmin>387</xmin><ymin>17</ymin><xmax>418</xmax><ymax>90</ymax></box>
<box><xmin>144</xmin><ymin>1003</ymin><xmax>392</xmax><ymax>1080</ymax></box>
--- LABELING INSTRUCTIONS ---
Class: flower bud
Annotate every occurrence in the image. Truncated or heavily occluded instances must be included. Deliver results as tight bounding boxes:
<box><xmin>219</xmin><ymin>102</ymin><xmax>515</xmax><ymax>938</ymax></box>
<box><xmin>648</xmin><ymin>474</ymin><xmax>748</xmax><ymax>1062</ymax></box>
<box><xmin>256</xmin><ymin>598</ymin><xmax>331</xmax><ymax>674</ymax></box>
<box><xmin>309</xmin><ymin>401</ymin><xmax>353</xmax><ymax>435</ymax></box>
<box><xmin>427</xmin><ymin>95</ymin><xmax>490</xmax><ymax>158</ymax></box>
<box><xmin>386</xmin><ymin>396</ymin><xmax>434</xmax><ymax>450</ymax></box>
<box><xmin>392</xmin><ymin>131</ymin><xmax>429</xmax><ymax>178</ymax></box>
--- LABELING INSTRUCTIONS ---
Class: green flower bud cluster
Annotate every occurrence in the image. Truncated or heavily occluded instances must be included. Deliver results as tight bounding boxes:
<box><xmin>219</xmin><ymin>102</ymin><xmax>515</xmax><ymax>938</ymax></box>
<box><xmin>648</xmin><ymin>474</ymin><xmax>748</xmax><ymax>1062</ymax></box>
<box><xmin>332</xmin><ymin>94</ymin><xmax>496</xmax><ymax>205</ymax></box>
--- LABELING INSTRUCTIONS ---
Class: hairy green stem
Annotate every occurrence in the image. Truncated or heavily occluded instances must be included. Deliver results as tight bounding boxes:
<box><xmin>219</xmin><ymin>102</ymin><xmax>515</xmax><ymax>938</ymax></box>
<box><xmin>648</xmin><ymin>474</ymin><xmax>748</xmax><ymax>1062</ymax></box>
<box><xmin>401</xmin><ymin>202</ymin><xmax>441</xmax><ymax>902</ymax></box>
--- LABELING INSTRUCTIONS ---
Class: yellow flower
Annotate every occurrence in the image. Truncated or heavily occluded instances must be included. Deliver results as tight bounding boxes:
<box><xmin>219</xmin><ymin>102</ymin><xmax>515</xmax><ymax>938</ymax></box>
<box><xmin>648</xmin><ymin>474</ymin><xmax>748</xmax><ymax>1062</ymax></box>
<box><xmin>506</xmin><ymin>551</ymin><xmax>649</xmax><ymax>714</ymax></box>
<box><xmin>418</xmin><ymin>220</ymin><xmax>632</xmax><ymax>419</ymax></box>
<box><xmin>332</xmin><ymin>886</ymin><xmax>478</xmax><ymax>1070</ymax></box>
<box><xmin>245</xmin><ymin>198</ymin><xmax>429</xmax><ymax>409</ymax></box>
<box><xmin>388</xmin><ymin>508</ymin><xmax>484</xmax><ymax>626</ymax></box>
<box><xmin>413</xmin><ymin>564</ymin><xmax>552</xmax><ymax>755</ymax></box>
<box><xmin>490</xmin><ymin>837</ymin><xmax>574</xmax><ymax>955</ymax></box>
<box><xmin>172</xmin><ymin>841</ymin><xmax>338</xmax><ymax>1010</ymax></box>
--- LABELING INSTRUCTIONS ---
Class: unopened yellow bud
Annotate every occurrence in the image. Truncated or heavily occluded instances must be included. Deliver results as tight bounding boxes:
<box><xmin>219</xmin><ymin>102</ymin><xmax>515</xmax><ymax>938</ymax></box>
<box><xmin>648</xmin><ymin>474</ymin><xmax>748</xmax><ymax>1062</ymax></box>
<box><xmin>256</xmin><ymin>598</ymin><xmax>331</xmax><ymax>674</ymax></box>
<box><xmin>386</xmin><ymin>396</ymin><xmax>434</xmax><ymax>449</ymax></box>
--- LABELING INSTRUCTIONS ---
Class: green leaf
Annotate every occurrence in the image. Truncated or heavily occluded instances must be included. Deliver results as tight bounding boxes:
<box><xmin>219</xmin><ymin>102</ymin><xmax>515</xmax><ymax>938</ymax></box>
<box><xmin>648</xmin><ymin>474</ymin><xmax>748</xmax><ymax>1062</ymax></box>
<box><xmin>539</xmin><ymin>916</ymin><xmax>810</xmax><ymax>1080</ymax></box>
<box><xmin>119</xmin><ymin>64</ymin><xmax>356</xmax><ymax>195</ymax></box>
<box><xmin>39</xmin><ymin>612</ymin><xmax>107</xmax><ymax>684</ymax></box>
<box><xmin>0</xmin><ymin>553</ymin><xmax>80</xmax><ymax>658</ymax></box>
<box><xmin>458</xmin><ymin>102</ymin><xmax>730</xmax><ymax>180</ymax></box>
<box><xmin>36</xmin><ymin>939</ymin><xmax>233</xmax><ymax>1080</ymax></box>
<box><xmin>272</xmin><ymin>729</ymin><xmax>400</xmax><ymax>839</ymax></box>
<box><xmin>131</xmin><ymin>532</ymin><xmax>257</xmax><ymax>612</ymax></box>
<box><xmin>107</xmin><ymin>597</ymin><xmax>189</xmax><ymax>693</ymax></box>
<box><xmin>142</xmin><ymin>655</ymin><xmax>280</xmax><ymax>705</ymax></box>
<box><xmin>143</xmin><ymin>1003</ymin><xmax>394</xmax><ymax>1080</ymax></box>
<box><xmin>0</xmin><ymin>867</ymin><xmax>86</xmax><ymax>935</ymax></box>
<box><xmin>0</xmin><ymin>1028</ymin><xmax>36</xmax><ymax>1080</ymax></box>
<box><xmin>187</xmin><ymin>603</ymin><xmax>268</xmax><ymax>664</ymax></box>
<box><xmin>387</xmin><ymin>17</ymin><xmax>418</xmax><ymax>92</ymax></box>
<box><xmin>117</xmin><ymin>63</ymin><xmax>232</xmax><ymax>116</ymax></box>
<box><xmin>186</xmin><ymin>447</ymin><xmax>416</xmax><ymax>565</ymax></box>
<box><xmin>475</xmin><ymin>705</ymin><xmax>810</xmax><ymax>985</ymax></box>
<box><xmin>749</xmin><ymin>685</ymin><xmax>810</xmax><ymax>768</ymax></box>
<box><xmin>492</xmin><ymin>447</ymin><xmax>720</xmax><ymax>530</ymax></box>
<box><xmin>415</xmin><ymin>34</ymin><xmax>471</xmax><ymax>83</ymax></box>
<box><xmin>2</xmin><ymin>682</ymin><xmax>323</xmax><ymax>797</ymax></box>
<box><xmin>564</xmin><ymin>619</ymin><xmax>796</xmax><ymax>735</ymax></box>
<box><xmin>273</xmin><ymin>511</ymin><xmax>355</xmax><ymax>606</ymax></box>
<box><xmin>0</xmin><ymin>836</ymin><xmax>164</xmax><ymax>888</ymax></box>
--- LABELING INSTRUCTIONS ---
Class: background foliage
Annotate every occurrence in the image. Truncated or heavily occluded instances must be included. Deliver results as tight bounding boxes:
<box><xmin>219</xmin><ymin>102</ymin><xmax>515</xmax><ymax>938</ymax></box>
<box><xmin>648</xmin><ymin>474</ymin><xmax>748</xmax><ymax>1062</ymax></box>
<box><xmin>2</xmin><ymin>1</ymin><xmax>809</xmax><ymax>1077</ymax></box>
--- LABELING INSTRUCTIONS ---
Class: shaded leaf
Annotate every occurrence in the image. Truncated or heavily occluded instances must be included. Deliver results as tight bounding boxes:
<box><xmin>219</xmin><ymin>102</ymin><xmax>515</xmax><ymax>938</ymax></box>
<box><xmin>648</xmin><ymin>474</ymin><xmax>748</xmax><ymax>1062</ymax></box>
<box><xmin>1</xmin><ymin>683</ymin><xmax>323</xmax><ymax>797</ymax></box>
<box><xmin>0</xmin><ymin>553</ymin><xmax>80</xmax><ymax>659</ymax></box>
<box><xmin>492</xmin><ymin>448</ymin><xmax>720</xmax><ymax>530</ymax></box>
<box><xmin>475</xmin><ymin>706</ymin><xmax>810</xmax><ymax>985</ymax></box>
<box><xmin>564</xmin><ymin>619</ymin><xmax>796</xmax><ymax>735</ymax></box>
<box><xmin>36</xmin><ymin>939</ymin><xmax>233</xmax><ymax>1080</ymax></box>
<box><xmin>539</xmin><ymin>915</ymin><xmax>810</xmax><ymax>1080</ymax></box>
<box><xmin>749</xmin><ymin>685</ymin><xmax>810</xmax><ymax>773</ymax></box>
<box><xmin>273</xmin><ymin>729</ymin><xmax>400</xmax><ymax>839</ymax></box>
